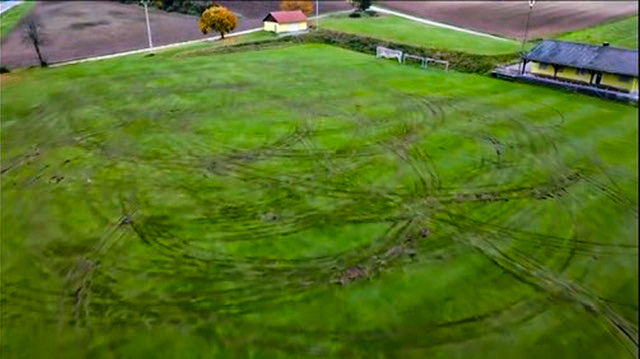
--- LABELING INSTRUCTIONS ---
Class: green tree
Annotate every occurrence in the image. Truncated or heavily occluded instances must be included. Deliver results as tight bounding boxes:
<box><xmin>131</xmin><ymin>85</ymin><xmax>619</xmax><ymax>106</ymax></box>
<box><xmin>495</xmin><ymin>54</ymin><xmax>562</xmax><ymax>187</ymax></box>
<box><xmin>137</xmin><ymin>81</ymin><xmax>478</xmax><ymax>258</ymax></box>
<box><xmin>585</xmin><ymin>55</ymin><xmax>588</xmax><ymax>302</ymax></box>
<box><xmin>349</xmin><ymin>0</ymin><xmax>372</xmax><ymax>12</ymax></box>
<box><xmin>280</xmin><ymin>0</ymin><xmax>313</xmax><ymax>16</ymax></box>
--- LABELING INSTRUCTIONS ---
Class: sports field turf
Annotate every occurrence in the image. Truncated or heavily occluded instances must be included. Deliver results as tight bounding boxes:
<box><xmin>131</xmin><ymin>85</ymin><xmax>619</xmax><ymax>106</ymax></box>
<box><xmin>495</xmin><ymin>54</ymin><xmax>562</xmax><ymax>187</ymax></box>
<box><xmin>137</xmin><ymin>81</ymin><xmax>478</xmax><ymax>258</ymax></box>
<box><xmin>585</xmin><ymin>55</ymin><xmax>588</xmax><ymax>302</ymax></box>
<box><xmin>320</xmin><ymin>14</ymin><xmax>522</xmax><ymax>55</ymax></box>
<box><xmin>1</xmin><ymin>43</ymin><xmax>637</xmax><ymax>358</ymax></box>
<box><xmin>556</xmin><ymin>15</ymin><xmax>638</xmax><ymax>49</ymax></box>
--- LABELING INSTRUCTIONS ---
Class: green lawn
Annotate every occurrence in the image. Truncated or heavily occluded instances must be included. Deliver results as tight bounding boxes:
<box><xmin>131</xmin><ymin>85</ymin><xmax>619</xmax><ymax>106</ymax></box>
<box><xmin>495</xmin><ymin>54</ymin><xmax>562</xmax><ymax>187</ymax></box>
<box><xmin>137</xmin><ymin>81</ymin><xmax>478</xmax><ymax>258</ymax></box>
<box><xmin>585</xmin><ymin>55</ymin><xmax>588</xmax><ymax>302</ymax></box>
<box><xmin>555</xmin><ymin>15</ymin><xmax>638</xmax><ymax>49</ymax></box>
<box><xmin>1</xmin><ymin>44</ymin><xmax>637</xmax><ymax>358</ymax></box>
<box><xmin>151</xmin><ymin>30</ymin><xmax>279</xmax><ymax>57</ymax></box>
<box><xmin>320</xmin><ymin>14</ymin><xmax>522</xmax><ymax>55</ymax></box>
<box><xmin>0</xmin><ymin>1</ymin><xmax>36</xmax><ymax>39</ymax></box>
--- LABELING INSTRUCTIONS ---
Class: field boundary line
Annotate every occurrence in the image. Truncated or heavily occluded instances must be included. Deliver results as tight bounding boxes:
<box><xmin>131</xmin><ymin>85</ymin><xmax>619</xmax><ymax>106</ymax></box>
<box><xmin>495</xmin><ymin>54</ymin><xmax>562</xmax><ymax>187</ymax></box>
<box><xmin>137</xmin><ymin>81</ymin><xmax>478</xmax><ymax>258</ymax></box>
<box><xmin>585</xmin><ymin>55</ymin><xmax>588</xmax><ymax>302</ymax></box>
<box><xmin>369</xmin><ymin>5</ymin><xmax>514</xmax><ymax>42</ymax></box>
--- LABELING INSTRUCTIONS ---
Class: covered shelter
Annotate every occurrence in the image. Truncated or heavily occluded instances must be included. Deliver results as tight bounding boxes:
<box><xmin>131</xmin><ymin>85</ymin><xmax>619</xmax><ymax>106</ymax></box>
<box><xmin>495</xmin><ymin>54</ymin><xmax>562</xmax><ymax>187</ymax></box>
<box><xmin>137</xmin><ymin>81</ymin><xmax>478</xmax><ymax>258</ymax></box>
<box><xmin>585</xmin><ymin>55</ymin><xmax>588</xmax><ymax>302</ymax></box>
<box><xmin>263</xmin><ymin>10</ymin><xmax>308</xmax><ymax>34</ymax></box>
<box><xmin>521</xmin><ymin>40</ymin><xmax>638</xmax><ymax>94</ymax></box>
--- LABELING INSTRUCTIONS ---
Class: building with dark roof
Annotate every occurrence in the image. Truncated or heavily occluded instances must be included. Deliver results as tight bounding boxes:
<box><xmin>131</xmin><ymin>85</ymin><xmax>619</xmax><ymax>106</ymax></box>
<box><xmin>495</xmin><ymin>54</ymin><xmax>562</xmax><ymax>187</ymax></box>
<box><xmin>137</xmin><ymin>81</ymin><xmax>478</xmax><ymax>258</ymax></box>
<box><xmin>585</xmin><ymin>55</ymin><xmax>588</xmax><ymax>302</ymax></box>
<box><xmin>521</xmin><ymin>40</ymin><xmax>638</xmax><ymax>94</ymax></box>
<box><xmin>263</xmin><ymin>10</ymin><xmax>308</xmax><ymax>34</ymax></box>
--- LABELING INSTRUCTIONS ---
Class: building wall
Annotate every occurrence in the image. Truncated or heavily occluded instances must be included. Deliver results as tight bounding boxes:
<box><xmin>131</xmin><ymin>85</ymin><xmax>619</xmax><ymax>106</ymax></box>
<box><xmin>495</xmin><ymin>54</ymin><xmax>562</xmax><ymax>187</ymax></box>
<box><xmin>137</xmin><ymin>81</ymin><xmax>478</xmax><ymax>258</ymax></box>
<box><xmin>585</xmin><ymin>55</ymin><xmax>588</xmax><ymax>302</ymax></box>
<box><xmin>274</xmin><ymin>21</ymin><xmax>308</xmax><ymax>33</ymax></box>
<box><xmin>264</xmin><ymin>21</ymin><xmax>277</xmax><ymax>32</ymax></box>
<box><xmin>531</xmin><ymin>62</ymin><xmax>591</xmax><ymax>83</ymax></box>
<box><xmin>600</xmin><ymin>73</ymin><xmax>638</xmax><ymax>92</ymax></box>
<box><xmin>530</xmin><ymin>61</ymin><xmax>554</xmax><ymax>77</ymax></box>
<box><xmin>530</xmin><ymin>61</ymin><xmax>639</xmax><ymax>93</ymax></box>
<box><xmin>554</xmin><ymin>66</ymin><xmax>591</xmax><ymax>83</ymax></box>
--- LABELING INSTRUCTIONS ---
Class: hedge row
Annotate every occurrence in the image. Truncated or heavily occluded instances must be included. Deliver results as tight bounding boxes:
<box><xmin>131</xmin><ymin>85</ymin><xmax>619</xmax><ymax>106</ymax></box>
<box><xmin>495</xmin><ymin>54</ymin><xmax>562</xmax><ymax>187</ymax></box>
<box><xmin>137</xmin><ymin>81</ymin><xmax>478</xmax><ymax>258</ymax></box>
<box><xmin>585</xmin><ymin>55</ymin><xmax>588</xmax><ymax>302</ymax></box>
<box><xmin>187</xmin><ymin>29</ymin><xmax>520</xmax><ymax>74</ymax></box>
<box><xmin>309</xmin><ymin>30</ymin><xmax>520</xmax><ymax>74</ymax></box>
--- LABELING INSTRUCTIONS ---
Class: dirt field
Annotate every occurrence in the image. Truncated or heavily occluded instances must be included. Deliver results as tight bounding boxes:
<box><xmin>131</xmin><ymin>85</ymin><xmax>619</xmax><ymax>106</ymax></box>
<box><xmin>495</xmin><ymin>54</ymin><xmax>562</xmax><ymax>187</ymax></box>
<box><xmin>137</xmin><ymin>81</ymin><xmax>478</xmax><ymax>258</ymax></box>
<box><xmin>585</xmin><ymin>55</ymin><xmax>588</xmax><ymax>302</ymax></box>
<box><xmin>0</xmin><ymin>1</ymin><xmax>350</xmax><ymax>69</ymax></box>
<box><xmin>380</xmin><ymin>1</ymin><xmax>638</xmax><ymax>39</ymax></box>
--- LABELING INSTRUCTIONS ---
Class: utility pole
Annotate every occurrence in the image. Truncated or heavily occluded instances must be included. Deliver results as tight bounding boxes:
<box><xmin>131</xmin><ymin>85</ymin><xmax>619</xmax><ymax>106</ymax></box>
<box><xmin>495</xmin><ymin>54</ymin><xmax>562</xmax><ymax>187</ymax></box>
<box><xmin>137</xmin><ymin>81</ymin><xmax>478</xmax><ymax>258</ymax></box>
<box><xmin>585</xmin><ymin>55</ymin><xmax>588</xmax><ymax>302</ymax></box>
<box><xmin>141</xmin><ymin>0</ymin><xmax>153</xmax><ymax>50</ymax></box>
<box><xmin>520</xmin><ymin>0</ymin><xmax>535</xmax><ymax>74</ymax></box>
<box><xmin>521</xmin><ymin>0</ymin><xmax>535</xmax><ymax>53</ymax></box>
<box><xmin>315</xmin><ymin>0</ymin><xmax>319</xmax><ymax>29</ymax></box>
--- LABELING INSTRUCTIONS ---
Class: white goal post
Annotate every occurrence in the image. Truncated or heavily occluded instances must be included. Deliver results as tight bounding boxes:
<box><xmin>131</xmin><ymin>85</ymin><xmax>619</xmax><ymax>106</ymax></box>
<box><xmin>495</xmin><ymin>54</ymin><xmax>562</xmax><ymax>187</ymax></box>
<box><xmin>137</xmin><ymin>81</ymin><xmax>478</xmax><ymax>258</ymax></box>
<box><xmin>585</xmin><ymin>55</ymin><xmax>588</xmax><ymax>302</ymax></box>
<box><xmin>402</xmin><ymin>54</ymin><xmax>426</xmax><ymax>67</ymax></box>
<box><xmin>425</xmin><ymin>58</ymin><xmax>450</xmax><ymax>71</ymax></box>
<box><xmin>376</xmin><ymin>46</ymin><xmax>403</xmax><ymax>63</ymax></box>
<box><xmin>378</xmin><ymin>46</ymin><xmax>450</xmax><ymax>71</ymax></box>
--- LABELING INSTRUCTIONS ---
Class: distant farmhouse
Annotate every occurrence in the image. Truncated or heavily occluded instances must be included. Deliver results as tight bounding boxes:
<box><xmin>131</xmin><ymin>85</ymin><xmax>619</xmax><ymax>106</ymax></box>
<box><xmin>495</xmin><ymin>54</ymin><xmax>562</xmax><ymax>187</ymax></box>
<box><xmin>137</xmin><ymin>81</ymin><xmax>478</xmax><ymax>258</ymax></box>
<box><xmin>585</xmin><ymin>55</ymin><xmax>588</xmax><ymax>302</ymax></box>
<box><xmin>521</xmin><ymin>40</ymin><xmax>638</xmax><ymax>94</ymax></box>
<box><xmin>263</xmin><ymin>10</ymin><xmax>308</xmax><ymax>34</ymax></box>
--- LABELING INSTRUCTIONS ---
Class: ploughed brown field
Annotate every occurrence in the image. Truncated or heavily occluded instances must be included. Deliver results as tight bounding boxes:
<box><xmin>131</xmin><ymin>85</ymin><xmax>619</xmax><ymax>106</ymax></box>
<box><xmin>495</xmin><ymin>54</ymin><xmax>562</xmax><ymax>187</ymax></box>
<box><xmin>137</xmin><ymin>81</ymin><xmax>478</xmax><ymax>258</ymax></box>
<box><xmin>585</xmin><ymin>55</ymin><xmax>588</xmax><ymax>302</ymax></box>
<box><xmin>0</xmin><ymin>0</ymin><xmax>350</xmax><ymax>69</ymax></box>
<box><xmin>380</xmin><ymin>1</ymin><xmax>638</xmax><ymax>39</ymax></box>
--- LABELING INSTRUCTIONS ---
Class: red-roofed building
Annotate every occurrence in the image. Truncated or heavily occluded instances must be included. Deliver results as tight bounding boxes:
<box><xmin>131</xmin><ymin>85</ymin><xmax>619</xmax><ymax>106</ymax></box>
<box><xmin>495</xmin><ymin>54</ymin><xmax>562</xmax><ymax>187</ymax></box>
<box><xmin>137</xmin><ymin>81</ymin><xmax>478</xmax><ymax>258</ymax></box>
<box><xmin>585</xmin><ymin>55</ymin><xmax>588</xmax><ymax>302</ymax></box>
<box><xmin>263</xmin><ymin>10</ymin><xmax>308</xmax><ymax>33</ymax></box>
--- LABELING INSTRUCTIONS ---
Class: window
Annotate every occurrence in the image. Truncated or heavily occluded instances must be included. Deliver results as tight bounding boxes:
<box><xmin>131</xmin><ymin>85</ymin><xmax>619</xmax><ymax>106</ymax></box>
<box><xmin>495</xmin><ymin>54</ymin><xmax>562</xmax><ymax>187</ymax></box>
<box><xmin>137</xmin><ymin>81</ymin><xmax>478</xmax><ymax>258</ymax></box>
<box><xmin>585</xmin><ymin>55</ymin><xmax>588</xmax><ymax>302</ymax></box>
<box><xmin>576</xmin><ymin>68</ymin><xmax>588</xmax><ymax>75</ymax></box>
<box><xmin>618</xmin><ymin>75</ymin><xmax>633</xmax><ymax>82</ymax></box>
<box><xmin>538</xmin><ymin>63</ymin><xmax>549</xmax><ymax>70</ymax></box>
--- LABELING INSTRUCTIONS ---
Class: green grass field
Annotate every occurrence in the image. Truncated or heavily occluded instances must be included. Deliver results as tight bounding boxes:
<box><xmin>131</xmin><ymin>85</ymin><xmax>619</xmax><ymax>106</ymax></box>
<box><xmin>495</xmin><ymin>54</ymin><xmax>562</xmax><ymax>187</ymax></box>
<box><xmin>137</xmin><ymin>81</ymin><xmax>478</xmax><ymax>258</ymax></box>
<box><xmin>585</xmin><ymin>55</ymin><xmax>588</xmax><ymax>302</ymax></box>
<box><xmin>555</xmin><ymin>15</ymin><xmax>638</xmax><ymax>49</ymax></box>
<box><xmin>320</xmin><ymin>14</ymin><xmax>522</xmax><ymax>55</ymax></box>
<box><xmin>0</xmin><ymin>1</ymin><xmax>36</xmax><ymax>39</ymax></box>
<box><xmin>1</xmin><ymin>43</ymin><xmax>637</xmax><ymax>358</ymax></box>
<box><xmin>146</xmin><ymin>30</ymin><xmax>278</xmax><ymax>58</ymax></box>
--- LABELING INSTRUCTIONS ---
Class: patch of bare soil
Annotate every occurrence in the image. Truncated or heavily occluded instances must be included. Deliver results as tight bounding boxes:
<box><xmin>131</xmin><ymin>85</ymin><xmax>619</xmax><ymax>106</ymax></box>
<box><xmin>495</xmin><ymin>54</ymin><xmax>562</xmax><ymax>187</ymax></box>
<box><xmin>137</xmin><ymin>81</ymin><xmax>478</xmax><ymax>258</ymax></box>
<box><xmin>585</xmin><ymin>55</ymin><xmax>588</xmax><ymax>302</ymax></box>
<box><xmin>380</xmin><ymin>1</ymin><xmax>638</xmax><ymax>39</ymax></box>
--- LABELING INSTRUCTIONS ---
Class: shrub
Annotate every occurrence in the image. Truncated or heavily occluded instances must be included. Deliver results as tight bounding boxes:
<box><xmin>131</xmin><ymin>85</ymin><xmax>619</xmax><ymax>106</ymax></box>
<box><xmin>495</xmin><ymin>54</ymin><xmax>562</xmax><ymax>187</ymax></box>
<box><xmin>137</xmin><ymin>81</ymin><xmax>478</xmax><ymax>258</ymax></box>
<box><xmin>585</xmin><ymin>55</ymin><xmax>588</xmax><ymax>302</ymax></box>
<box><xmin>117</xmin><ymin>0</ymin><xmax>210</xmax><ymax>16</ymax></box>
<box><xmin>348</xmin><ymin>12</ymin><xmax>361</xmax><ymax>18</ymax></box>
<box><xmin>0</xmin><ymin>66</ymin><xmax>10</xmax><ymax>73</ymax></box>
<box><xmin>364</xmin><ymin>10</ymin><xmax>377</xmax><ymax>17</ymax></box>
<box><xmin>280</xmin><ymin>0</ymin><xmax>313</xmax><ymax>16</ymax></box>
<box><xmin>306</xmin><ymin>30</ymin><xmax>519</xmax><ymax>74</ymax></box>
<box><xmin>349</xmin><ymin>0</ymin><xmax>372</xmax><ymax>12</ymax></box>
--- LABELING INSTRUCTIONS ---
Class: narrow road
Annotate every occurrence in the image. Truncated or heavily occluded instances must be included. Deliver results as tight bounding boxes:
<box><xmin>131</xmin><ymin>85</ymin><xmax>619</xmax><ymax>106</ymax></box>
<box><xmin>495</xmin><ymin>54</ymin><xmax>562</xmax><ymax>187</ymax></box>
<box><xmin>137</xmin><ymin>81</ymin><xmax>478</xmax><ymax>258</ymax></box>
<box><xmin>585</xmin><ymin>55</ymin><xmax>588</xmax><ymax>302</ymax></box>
<box><xmin>369</xmin><ymin>5</ymin><xmax>513</xmax><ymax>42</ymax></box>
<box><xmin>0</xmin><ymin>1</ymin><xmax>23</xmax><ymax>15</ymax></box>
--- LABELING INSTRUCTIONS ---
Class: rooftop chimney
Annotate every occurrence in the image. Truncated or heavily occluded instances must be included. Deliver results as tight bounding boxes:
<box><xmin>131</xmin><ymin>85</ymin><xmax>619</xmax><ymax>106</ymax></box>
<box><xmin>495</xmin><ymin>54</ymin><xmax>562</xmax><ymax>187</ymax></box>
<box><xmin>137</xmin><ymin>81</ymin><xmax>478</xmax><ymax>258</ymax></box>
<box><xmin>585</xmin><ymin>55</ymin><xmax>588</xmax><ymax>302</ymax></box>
<box><xmin>602</xmin><ymin>42</ymin><xmax>610</xmax><ymax>47</ymax></box>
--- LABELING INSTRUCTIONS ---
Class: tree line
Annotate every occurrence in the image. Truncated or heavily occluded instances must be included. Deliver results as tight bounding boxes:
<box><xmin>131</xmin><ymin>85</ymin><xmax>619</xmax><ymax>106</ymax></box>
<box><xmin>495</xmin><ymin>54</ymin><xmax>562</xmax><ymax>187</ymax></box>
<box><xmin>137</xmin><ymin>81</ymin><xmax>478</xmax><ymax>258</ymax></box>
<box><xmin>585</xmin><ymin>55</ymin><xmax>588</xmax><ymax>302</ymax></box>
<box><xmin>115</xmin><ymin>0</ymin><xmax>213</xmax><ymax>16</ymax></box>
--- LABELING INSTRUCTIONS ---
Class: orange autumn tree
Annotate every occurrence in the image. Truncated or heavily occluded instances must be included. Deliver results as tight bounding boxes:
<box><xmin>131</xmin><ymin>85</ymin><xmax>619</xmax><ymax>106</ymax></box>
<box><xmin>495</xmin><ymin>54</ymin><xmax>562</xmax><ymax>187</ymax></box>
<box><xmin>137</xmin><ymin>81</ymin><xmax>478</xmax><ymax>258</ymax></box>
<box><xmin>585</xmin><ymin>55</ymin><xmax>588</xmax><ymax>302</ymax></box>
<box><xmin>199</xmin><ymin>5</ymin><xmax>237</xmax><ymax>39</ymax></box>
<box><xmin>280</xmin><ymin>0</ymin><xmax>313</xmax><ymax>16</ymax></box>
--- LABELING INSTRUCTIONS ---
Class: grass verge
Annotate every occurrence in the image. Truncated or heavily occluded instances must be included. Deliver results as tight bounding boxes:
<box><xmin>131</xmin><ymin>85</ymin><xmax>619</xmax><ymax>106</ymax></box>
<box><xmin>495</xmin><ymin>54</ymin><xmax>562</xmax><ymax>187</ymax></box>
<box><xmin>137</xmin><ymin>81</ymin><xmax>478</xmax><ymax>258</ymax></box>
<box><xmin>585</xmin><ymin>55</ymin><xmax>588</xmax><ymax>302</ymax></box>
<box><xmin>0</xmin><ymin>1</ymin><xmax>36</xmax><ymax>39</ymax></box>
<box><xmin>555</xmin><ymin>15</ymin><xmax>638</xmax><ymax>49</ymax></box>
<box><xmin>178</xmin><ymin>29</ymin><xmax>520</xmax><ymax>74</ymax></box>
<box><xmin>320</xmin><ymin>13</ymin><xmax>522</xmax><ymax>55</ymax></box>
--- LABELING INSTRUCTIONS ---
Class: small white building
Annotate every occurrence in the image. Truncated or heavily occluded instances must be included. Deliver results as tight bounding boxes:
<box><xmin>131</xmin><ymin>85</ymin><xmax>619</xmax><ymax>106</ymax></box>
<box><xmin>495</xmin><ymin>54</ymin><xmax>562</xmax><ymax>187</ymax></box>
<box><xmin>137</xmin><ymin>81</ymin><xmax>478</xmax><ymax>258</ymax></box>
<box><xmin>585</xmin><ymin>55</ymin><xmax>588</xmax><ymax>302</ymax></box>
<box><xmin>263</xmin><ymin>10</ymin><xmax>308</xmax><ymax>34</ymax></box>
